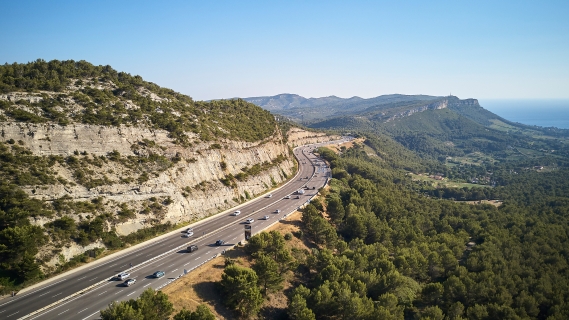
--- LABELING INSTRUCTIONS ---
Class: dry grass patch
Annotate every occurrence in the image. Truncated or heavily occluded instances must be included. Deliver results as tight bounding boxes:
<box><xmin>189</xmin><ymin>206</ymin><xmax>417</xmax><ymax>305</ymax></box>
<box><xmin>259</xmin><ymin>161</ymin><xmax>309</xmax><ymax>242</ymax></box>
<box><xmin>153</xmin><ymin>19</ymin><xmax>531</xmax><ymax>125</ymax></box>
<box><xmin>324</xmin><ymin>137</ymin><xmax>365</xmax><ymax>154</ymax></box>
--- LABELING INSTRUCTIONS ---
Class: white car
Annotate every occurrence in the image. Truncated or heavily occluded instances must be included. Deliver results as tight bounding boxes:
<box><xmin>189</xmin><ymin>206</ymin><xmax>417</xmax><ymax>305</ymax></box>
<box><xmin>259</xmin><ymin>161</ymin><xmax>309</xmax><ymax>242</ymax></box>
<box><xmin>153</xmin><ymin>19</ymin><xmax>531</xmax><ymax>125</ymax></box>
<box><xmin>284</xmin><ymin>195</ymin><xmax>291</xmax><ymax>199</ymax></box>
<box><xmin>183</xmin><ymin>231</ymin><xmax>194</xmax><ymax>237</ymax></box>
<box><xmin>267</xmin><ymin>194</ymin><xmax>272</xmax><ymax>198</ymax></box>
<box><xmin>232</xmin><ymin>210</ymin><xmax>241</xmax><ymax>216</ymax></box>
<box><xmin>186</xmin><ymin>227</ymin><xmax>193</xmax><ymax>233</ymax></box>
<box><xmin>124</xmin><ymin>278</ymin><xmax>136</xmax><ymax>286</ymax></box>
<box><xmin>263</xmin><ymin>215</ymin><xmax>270</xmax><ymax>220</ymax></box>
<box><xmin>116</xmin><ymin>272</ymin><xmax>130</xmax><ymax>280</ymax></box>
<box><xmin>245</xmin><ymin>218</ymin><xmax>254</xmax><ymax>224</ymax></box>
<box><xmin>275</xmin><ymin>209</ymin><xmax>281</xmax><ymax>213</ymax></box>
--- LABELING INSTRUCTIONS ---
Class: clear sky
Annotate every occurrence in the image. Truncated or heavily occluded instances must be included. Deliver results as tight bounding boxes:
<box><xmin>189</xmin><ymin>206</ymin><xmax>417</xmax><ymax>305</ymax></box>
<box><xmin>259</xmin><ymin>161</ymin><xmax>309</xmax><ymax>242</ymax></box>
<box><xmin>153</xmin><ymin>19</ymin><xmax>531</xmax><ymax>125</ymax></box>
<box><xmin>1</xmin><ymin>0</ymin><xmax>568</xmax><ymax>101</ymax></box>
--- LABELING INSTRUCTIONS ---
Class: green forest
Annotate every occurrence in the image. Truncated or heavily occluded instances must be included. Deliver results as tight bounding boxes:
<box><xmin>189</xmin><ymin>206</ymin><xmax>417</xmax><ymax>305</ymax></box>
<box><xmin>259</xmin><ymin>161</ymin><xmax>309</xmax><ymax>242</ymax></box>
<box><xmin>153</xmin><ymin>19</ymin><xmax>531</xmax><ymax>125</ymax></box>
<box><xmin>281</xmin><ymin>141</ymin><xmax>569</xmax><ymax>319</ymax></box>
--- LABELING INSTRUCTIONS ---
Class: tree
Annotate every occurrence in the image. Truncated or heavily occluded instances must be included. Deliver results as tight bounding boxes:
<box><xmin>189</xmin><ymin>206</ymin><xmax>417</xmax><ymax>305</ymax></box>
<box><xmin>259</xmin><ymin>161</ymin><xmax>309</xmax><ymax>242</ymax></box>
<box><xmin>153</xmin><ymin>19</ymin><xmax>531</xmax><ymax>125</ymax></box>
<box><xmin>99</xmin><ymin>288</ymin><xmax>172</xmax><ymax>320</ymax></box>
<box><xmin>326</xmin><ymin>195</ymin><xmax>345</xmax><ymax>224</ymax></box>
<box><xmin>288</xmin><ymin>294</ymin><xmax>316</xmax><ymax>320</ymax></box>
<box><xmin>252</xmin><ymin>254</ymin><xmax>284</xmax><ymax>294</ymax></box>
<box><xmin>421</xmin><ymin>306</ymin><xmax>445</xmax><ymax>320</ymax></box>
<box><xmin>421</xmin><ymin>282</ymin><xmax>444</xmax><ymax>306</ymax></box>
<box><xmin>100</xmin><ymin>301</ymin><xmax>142</xmax><ymax>320</ymax></box>
<box><xmin>173</xmin><ymin>304</ymin><xmax>216</xmax><ymax>320</ymax></box>
<box><xmin>220</xmin><ymin>264</ymin><xmax>263</xmax><ymax>316</ymax></box>
<box><xmin>134</xmin><ymin>288</ymin><xmax>173</xmax><ymax>320</ymax></box>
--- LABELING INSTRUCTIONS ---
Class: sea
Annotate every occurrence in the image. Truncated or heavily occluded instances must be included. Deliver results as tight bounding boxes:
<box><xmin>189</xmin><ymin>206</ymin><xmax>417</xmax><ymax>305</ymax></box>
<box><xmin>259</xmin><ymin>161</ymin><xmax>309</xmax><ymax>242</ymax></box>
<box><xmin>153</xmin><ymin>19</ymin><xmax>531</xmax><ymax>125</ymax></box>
<box><xmin>479</xmin><ymin>99</ymin><xmax>569</xmax><ymax>129</ymax></box>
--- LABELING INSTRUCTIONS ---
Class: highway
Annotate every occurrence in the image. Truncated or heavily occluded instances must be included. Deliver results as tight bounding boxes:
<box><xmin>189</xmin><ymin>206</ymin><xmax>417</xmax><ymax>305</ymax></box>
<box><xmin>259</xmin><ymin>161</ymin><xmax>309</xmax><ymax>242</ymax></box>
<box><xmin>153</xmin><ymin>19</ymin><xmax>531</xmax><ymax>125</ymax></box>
<box><xmin>0</xmin><ymin>138</ymin><xmax>351</xmax><ymax>320</ymax></box>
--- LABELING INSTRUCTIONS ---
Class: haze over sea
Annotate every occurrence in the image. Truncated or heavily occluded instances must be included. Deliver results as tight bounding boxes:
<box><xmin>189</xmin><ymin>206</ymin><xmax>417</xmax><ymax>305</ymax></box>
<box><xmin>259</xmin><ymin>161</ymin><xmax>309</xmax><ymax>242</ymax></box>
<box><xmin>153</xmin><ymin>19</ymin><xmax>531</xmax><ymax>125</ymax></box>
<box><xmin>480</xmin><ymin>99</ymin><xmax>569</xmax><ymax>129</ymax></box>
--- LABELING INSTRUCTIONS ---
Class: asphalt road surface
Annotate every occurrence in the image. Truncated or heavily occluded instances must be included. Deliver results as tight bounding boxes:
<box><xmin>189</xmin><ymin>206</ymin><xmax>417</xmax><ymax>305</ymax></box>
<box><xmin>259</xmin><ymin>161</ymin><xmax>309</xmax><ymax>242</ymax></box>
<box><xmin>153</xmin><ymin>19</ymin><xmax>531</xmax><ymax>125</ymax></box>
<box><xmin>0</xmin><ymin>138</ymin><xmax>351</xmax><ymax>320</ymax></box>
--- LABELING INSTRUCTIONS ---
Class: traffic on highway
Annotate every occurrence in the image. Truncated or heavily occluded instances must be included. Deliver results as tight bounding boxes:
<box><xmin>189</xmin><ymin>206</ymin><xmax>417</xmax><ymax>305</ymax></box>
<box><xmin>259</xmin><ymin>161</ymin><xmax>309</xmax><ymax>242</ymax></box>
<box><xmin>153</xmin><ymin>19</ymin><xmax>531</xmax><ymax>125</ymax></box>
<box><xmin>0</xmin><ymin>137</ymin><xmax>352</xmax><ymax>320</ymax></box>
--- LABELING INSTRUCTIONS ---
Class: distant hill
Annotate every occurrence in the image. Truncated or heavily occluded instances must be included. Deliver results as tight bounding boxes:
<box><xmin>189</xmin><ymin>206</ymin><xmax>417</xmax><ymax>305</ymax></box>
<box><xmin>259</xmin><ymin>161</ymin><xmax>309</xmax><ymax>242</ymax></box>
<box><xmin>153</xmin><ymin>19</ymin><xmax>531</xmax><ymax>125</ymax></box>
<box><xmin>243</xmin><ymin>93</ymin><xmax>440</xmax><ymax>121</ymax></box>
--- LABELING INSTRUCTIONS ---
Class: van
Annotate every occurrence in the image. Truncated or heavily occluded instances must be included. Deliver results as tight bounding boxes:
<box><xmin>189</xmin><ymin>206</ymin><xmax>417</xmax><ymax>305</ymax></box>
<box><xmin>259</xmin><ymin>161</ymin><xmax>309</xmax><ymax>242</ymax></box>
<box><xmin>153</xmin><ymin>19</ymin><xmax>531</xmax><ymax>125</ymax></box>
<box><xmin>188</xmin><ymin>245</ymin><xmax>198</xmax><ymax>252</ymax></box>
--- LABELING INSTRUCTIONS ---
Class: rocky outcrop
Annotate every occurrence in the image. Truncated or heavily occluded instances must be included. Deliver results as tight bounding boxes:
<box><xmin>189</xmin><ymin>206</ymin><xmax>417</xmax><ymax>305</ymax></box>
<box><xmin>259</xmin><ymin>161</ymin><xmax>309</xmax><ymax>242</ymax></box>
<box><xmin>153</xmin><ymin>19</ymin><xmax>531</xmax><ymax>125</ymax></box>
<box><xmin>286</xmin><ymin>127</ymin><xmax>341</xmax><ymax>147</ymax></box>
<box><xmin>385</xmin><ymin>99</ymin><xmax>448</xmax><ymax>122</ymax></box>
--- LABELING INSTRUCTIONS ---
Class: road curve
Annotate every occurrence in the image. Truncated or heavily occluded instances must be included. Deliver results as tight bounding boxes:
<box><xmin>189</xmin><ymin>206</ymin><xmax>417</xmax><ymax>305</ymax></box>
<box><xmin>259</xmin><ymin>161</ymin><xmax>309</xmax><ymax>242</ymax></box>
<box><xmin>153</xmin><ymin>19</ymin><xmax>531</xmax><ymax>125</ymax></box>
<box><xmin>0</xmin><ymin>138</ymin><xmax>351</xmax><ymax>320</ymax></box>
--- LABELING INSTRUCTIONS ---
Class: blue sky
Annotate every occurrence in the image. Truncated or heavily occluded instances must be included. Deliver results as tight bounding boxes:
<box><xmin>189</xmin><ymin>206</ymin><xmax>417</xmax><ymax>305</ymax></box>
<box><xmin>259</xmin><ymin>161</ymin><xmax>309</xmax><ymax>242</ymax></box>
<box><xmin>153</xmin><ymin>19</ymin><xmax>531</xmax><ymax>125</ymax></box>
<box><xmin>1</xmin><ymin>1</ymin><xmax>568</xmax><ymax>101</ymax></box>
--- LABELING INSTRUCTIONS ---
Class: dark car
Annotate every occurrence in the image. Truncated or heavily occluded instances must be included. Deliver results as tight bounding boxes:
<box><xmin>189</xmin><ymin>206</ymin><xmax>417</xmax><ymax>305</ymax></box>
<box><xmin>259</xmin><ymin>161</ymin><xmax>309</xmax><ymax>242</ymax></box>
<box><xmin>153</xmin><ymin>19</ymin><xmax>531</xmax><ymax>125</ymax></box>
<box><xmin>188</xmin><ymin>244</ymin><xmax>198</xmax><ymax>252</ymax></box>
<box><xmin>215</xmin><ymin>240</ymin><xmax>225</xmax><ymax>246</ymax></box>
<box><xmin>152</xmin><ymin>271</ymin><xmax>165</xmax><ymax>278</ymax></box>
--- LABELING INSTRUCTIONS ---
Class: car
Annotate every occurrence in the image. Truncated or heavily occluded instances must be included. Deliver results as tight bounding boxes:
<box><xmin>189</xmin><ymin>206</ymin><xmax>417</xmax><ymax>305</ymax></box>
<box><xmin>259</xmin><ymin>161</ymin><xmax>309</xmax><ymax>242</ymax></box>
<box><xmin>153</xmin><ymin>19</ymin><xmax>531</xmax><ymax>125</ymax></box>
<box><xmin>267</xmin><ymin>194</ymin><xmax>272</xmax><ymax>198</ymax></box>
<box><xmin>124</xmin><ymin>278</ymin><xmax>136</xmax><ymax>286</ymax></box>
<box><xmin>263</xmin><ymin>215</ymin><xmax>270</xmax><ymax>220</ymax></box>
<box><xmin>116</xmin><ymin>272</ymin><xmax>130</xmax><ymax>280</ymax></box>
<box><xmin>295</xmin><ymin>196</ymin><xmax>300</xmax><ymax>199</ymax></box>
<box><xmin>245</xmin><ymin>218</ymin><xmax>254</xmax><ymax>224</ymax></box>
<box><xmin>185</xmin><ymin>227</ymin><xmax>193</xmax><ymax>233</ymax></box>
<box><xmin>215</xmin><ymin>240</ymin><xmax>225</xmax><ymax>246</ymax></box>
<box><xmin>232</xmin><ymin>210</ymin><xmax>241</xmax><ymax>216</ymax></box>
<box><xmin>284</xmin><ymin>195</ymin><xmax>291</xmax><ymax>199</ymax></box>
<box><xmin>152</xmin><ymin>271</ymin><xmax>165</xmax><ymax>278</ymax></box>
<box><xmin>182</xmin><ymin>231</ymin><xmax>194</xmax><ymax>237</ymax></box>
<box><xmin>275</xmin><ymin>209</ymin><xmax>281</xmax><ymax>213</ymax></box>
<box><xmin>188</xmin><ymin>244</ymin><xmax>198</xmax><ymax>252</ymax></box>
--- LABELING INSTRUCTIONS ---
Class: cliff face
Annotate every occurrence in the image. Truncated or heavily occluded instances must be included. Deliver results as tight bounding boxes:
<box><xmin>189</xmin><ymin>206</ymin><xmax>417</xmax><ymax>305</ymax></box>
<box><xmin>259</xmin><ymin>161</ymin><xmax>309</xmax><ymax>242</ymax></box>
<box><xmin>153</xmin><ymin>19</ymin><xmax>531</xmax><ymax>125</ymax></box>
<box><xmin>384</xmin><ymin>99</ymin><xmax>448</xmax><ymax>122</ymax></box>
<box><xmin>1</xmin><ymin>122</ymin><xmax>329</xmax><ymax>266</ymax></box>
<box><xmin>0</xmin><ymin>115</ymin><xmax>338</xmax><ymax>268</ymax></box>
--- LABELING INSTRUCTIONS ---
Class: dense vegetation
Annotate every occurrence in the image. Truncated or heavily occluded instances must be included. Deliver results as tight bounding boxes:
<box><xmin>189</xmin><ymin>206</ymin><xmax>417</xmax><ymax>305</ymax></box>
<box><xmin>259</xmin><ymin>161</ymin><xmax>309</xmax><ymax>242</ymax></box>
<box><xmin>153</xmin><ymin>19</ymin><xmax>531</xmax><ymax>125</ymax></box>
<box><xmin>0</xmin><ymin>59</ymin><xmax>277</xmax><ymax>143</ymax></box>
<box><xmin>278</xmin><ymin>142</ymin><xmax>569</xmax><ymax>319</ymax></box>
<box><xmin>100</xmin><ymin>288</ymin><xmax>215</xmax><ymax>320</ymax></box>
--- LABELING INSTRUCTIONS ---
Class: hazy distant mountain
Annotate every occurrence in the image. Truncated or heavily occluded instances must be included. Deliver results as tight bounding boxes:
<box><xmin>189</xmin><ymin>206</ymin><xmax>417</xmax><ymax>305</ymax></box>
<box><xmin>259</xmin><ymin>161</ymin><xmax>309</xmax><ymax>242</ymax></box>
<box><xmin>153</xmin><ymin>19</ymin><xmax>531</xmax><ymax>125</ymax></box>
<box><xmin>242</xmin><ymin>93</ymin><xmax>440</xmax><ymax>121</ymax></box>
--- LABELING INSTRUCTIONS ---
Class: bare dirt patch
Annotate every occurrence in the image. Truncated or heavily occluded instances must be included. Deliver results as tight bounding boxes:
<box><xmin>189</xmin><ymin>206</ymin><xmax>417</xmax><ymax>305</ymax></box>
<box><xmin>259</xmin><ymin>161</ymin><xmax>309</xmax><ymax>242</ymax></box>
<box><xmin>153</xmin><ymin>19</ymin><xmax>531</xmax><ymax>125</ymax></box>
<box><xmin>458</xmin><ymin>199</ymin><xmax>503</xmax><ymax>207</ymax></box>
<box><xmin>323</xmin><ymin>138</ymin><xmax>365</xmax><ymax>154</ymax></box>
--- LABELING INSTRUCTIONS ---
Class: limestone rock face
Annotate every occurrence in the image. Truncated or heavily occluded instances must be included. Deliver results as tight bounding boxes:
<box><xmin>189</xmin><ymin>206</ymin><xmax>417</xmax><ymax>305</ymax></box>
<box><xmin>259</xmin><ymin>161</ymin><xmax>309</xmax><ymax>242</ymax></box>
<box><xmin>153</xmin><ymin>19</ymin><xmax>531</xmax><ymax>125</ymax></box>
<box><xmin>0</xmin><ymin>119</ymin><xmax>336</xmax><ymax>265</ymax></box>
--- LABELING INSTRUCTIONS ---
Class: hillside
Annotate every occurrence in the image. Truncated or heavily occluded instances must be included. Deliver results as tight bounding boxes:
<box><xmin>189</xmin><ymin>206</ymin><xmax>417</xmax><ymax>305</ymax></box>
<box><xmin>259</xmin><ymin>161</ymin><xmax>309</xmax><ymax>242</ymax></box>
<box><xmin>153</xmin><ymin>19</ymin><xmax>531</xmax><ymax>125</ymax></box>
<box><xmin>243</xmin><ymin>93</ymin><xmax>440</xmax><ymax>122</ymax></box>
<box><xmin>0</xmin><ymin>59</ymin><xmax>338</xmax><ymax>293</ymax></box>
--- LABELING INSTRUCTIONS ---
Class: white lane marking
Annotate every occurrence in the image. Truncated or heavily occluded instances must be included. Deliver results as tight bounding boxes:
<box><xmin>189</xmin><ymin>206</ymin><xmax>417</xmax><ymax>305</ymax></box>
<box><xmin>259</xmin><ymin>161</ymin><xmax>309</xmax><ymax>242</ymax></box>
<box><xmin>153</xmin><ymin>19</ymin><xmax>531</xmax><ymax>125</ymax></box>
<box><xmin>168</xmin><ymin>264</ymin><xmax>175</xmax><ymax>268</ymax></box>
<box><xmin>184</xmin><ymin>262</ymin><xmax>190</xmax><ymax>266</ymax></box>
<box><xmin>58</xmin><ymin>309</ymin><xmax>69</xmax><ymax>315</ymax></box>
<box><xmin>127</xmin><ymin>292</ymin><xmax>136</xmax><ymax>297</ymax></box>
<box><xmin>0</xmin><ymin>310</ymin><xmax>5</xmax><ymax>314</ymax></box>
<box><xmin>26</xmin><ymin>278</ymin><xmax>109</xmax><ymax>320</ymax></box>
<box><xmin>146</xmin><ymin>253</ymin><xmax>153</xmax><ymax>256</ymax></box>
<box><xmin>89</xmin><ymin>277</ymin><xmax>97</xmax><ymax>281</ymax></box>
<box><xmin>7</xmin><ymin>311</ymin><xmax>18</xmax><ymax>317</ymax></box>
<box><xmin>2</xmin><ymin>278</ymin><xmax>67</xmax><ymax>304</ymax></box>
<box><xmin>144</xmin><ymin>283</ymin><xmax>151</xmax><ymax>287</ymax></box>
<box><xmin>172</xmin><ymin>269</ymin><xmax>178</xmax><ymax>273</ymax></box>
<box><xmin>115</xmin><ymin>289</ymin><xmax>124</xmax><ymax>295</ymax></box>
<box><xmin>194</xmin><ymin>257</ymin><xmax>200</xmax><ymax>260</ymax></box>
<box><xmin>77</xmin><ymin>276</ymin><xmax>87</xmax><ymax>280</ymax></box>
<box><xmin>52</xmin><ymin>292</ymin><xmax>62</xmax><ymax>297</ymax></box>
<box><xmin>78</xmin><ymin>308</ymin><xmax>89</xmax><ymax>314</ymax></box>
<box><xmin>206</xmin><ymin>251</ymin><xmax>211</xmax><ymax>254</ymax></box>
<box><xmin>110</xmin><ymin>263</ymin><xmax>117</xmax><ymax>267</ymax></box>
<box><xmin>38</xmin><ymin>290</ymin><xmax>51</xmax><ymax>297</ymax></box>
<box><xmin>82</xmin><ymin>311</ymin><xmax>99</xmax><ymax>320</ymax></box>
<box><xmin>97</xmin><ymin>290</ymin><xmax>108</xmax><ymax>296</ymax></box>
